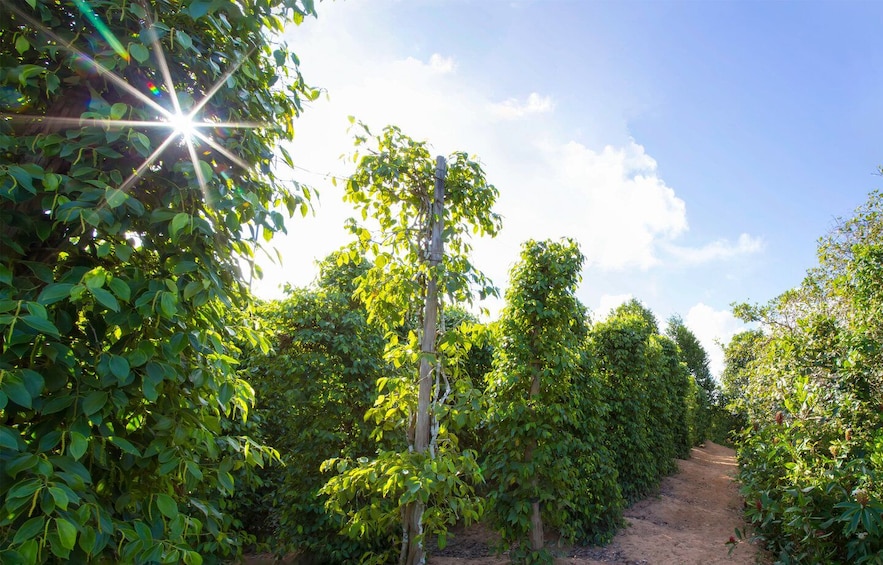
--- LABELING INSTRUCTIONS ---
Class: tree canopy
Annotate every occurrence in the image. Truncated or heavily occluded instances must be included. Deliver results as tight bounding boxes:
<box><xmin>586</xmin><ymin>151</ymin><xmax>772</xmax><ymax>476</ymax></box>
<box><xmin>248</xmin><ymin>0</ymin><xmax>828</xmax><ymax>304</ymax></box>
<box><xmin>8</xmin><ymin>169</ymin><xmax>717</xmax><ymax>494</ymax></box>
<box><xmin>1</xmin><ymin>0</ymin><xmax>316</xmax><ymax>562</ymax></box>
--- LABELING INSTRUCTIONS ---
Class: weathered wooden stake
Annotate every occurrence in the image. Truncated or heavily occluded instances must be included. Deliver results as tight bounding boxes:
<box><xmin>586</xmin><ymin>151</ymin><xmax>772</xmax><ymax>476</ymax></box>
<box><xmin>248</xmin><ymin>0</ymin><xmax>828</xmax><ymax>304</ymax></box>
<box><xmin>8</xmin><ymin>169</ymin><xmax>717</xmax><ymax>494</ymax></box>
<box><xmin>403</xmin><ymin>155</ymin><xmax>446</xmax><ymax>565</ymax></box>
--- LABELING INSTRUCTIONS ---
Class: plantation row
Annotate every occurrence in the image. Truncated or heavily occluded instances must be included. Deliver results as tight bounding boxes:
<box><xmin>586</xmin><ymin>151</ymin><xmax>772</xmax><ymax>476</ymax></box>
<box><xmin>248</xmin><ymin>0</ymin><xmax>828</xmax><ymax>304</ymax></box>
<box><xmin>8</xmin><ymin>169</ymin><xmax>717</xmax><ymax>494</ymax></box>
<box><xmin>233</xmin><ymin>242</ymin><xmax>724</xmax><ymax>563</ymax></box>
<box><xmin>722</xmin><ymin>190</ymin><xmax>883</xmax><ymax>564</ymax></box>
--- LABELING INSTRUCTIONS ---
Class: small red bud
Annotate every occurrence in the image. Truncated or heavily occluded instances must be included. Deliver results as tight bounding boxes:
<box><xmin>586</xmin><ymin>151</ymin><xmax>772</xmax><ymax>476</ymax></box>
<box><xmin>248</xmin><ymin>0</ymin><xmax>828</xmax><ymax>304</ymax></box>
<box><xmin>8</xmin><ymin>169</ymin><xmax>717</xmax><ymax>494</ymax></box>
<box><xmin>728</xmin><ymin>536</ymin><xmax>737</xmax><ymax>544</ymax></box>
<box><xmin>775</xmin><ymin>411</ymin><xmax>784</xmax><ymax>425</ymax></box>
<box><xmin>756</xmin><ymin>500</ymin><xmax>762</xmax><ymax>511</ymax></box>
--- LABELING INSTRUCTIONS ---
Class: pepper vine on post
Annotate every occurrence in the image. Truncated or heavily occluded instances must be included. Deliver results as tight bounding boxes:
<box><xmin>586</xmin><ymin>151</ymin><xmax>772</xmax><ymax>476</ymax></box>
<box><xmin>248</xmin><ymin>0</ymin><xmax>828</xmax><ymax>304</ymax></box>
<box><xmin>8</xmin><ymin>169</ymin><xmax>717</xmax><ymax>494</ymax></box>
<box><xmin>321</xmin><ymin>123</ymin><xmax>501</xmax><ymax>565</ymax></box>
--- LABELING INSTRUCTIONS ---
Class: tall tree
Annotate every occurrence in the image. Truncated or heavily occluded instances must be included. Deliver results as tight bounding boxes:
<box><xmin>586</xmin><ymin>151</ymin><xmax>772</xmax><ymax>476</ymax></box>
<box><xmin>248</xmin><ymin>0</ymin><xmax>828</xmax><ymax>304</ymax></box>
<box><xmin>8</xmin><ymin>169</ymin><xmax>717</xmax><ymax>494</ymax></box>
<box><xmin>0</xmin><ymin>0</ymin><xmax>315</xmax><ymax>562</ymax></box>
<box><xmin>666</xmin><ymin>315</ymin><xmax>715</xmax><ymax>444</ymax></box>
<box><xmin>321</xmin><ymin>123</ymin><xmax>501</xmax><ymax>565</ymax></box>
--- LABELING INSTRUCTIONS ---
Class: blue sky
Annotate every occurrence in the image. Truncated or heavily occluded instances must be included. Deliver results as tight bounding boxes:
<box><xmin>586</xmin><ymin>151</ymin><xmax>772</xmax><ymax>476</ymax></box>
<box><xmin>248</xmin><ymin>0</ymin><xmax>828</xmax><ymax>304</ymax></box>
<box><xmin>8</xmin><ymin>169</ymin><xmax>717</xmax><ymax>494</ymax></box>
<box><xmin>255</xmin><ymin>0</ymin><xmax>883</xmax><ymax>375</ymax></box>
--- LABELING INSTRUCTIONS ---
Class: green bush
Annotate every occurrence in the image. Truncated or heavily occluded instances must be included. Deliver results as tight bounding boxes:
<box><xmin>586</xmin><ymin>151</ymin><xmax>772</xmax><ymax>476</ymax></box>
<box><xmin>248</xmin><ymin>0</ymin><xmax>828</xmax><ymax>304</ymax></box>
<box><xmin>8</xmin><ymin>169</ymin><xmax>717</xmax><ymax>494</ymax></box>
<box><xmin>0</xmin><ymin>0</ymin><xmax>315</xmax><ymax>562</ymax></box>
<box><xmin>484</xmin><ymin>240</ymin><xmax>623</xmax><ymax>562</ymax></box>
<box><xmin>235</xmin><ymin>255</ymin><xmax>394</xmax><ymax>560</ymax></box>
<box><xmin>732</xmin><ymin>191</ymin><xmax>883</xmax><ymax>563</ymax></box>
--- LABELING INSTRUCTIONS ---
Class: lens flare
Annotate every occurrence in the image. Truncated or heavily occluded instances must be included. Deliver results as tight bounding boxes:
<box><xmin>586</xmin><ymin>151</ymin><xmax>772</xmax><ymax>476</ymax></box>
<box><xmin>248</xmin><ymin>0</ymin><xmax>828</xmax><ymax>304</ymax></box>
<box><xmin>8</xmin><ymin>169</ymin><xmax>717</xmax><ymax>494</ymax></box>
<box><xmin>72</xmin><ymin>0</ymin><xmax>129</xmax><ymax>61</ymax></box>
<box><xmin>146</xmin><ymin>81</ymin><xmax>161</xmax><ymax>97</ymax></box>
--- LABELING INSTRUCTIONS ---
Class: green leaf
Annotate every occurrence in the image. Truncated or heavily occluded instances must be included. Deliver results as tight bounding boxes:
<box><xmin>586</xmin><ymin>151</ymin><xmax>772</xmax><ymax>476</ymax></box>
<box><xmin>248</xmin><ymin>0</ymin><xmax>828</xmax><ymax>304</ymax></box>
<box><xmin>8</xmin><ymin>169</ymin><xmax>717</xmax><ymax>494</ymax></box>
<box><xmin>218</xmin><ymin>470</ymin><xmax>234</xmax><ymax>493</ymax></box>
<box><xmin>82</xmin><ymin>269</ymin><xmax>106</xmax><ymax>290</ymax></box>
<box><xmin>89</xmin><ymin>288</ymin><xmax>120</xmax><ymax>312</ymax></box>
<box><xmin>13</xmin><ymin>516</ymin><xmax>44</xmax><ymax>545</ymax></box>
<box><xmin>4</xmin><ymin>378</ymin><xmax>33</xmax><ymax>408</ymax></box>
<box><xmin>108</xmin><ymin>278</ymin><xmax>131</xmax><ymax>301</ymax></box>
<box><xmin>130</xmin><ymin>42</ymin><xmax>150</xmax><ymax>63</ymax></box>
<box><xmin>38</xmin><ymin>283</ymin><xmax>75</xmax><ymax>305</ymax></box>
<box><xmin>156</xmin><ymin>494</ymin><xmax>178</xmax><ymax>519</ymax></box>
<box><xmin>21</xmin><ymin>369</ymin><xmax>44</xmax><ymax>398</ymax></box>
<box><xmin>81</xmin><ymin>391</ymin><xmax>108</xmax><ymax>416</ymax></box>
<box><xmin>109</xmin><ymin>436</ymin><xmax>141</xmax><ymax>456</ymax></box>
<box><xmin>55</xmin><ymin>518</ymin><xmax>77</xmax><ymax>550</ymax></box>
<box><xmin>110</xmin><ymin>103</ymin><xmax>127</xmax><ymax>120</ymax></box>
<box><xmin>172</xmin><ymin>261</ymin><xmax>198</xmax><ymax>275</ymax></box>
<box><xmin>0</xmin><ymin>264</ymin><xmax>11</xmax><ymax>286</ymax></box>
<box><xmin>171</xmin><ymin>213</ymin><xmax>190</xmax><ymax>236</ymax></box>
<box><xmin>109</xmin><ymin>355</ymin><xmax>130</xmax><ymax>380</ymax></box>
<box><xmin>69</xmin><ymin>431</ymin><xmax>88</xmax><ymax>460</ymax></box>
<box><xmin>15</xmin><ymin>35</ymin><xmax>30</xmax><ymax>54</ymax></box>
<box><xmin>18</xmin><ymin>539</ymin><xmax>39</xmax><ymax>564</ymax></box>
<box><xmin>0</xmin><ymin>426</ymin><xmax>21</xmax><ymax>450</ymax></box>
<box><xmin>183</xmin><ymin>550</ymin><xmax>203</xmax><ymax>565</ymax></box>
<box><xmin>21</xmin><ymin>315</ymin><xmax>60</xmax><ymax>336</ymax></box>
<box><xmin>43</xmin><ymin>172</ymin><xmax>61</xmax><ymax>191</ymax></box>
<box><xmin>188</xmin><ymin>0</ymin><xmax>212</xmax><ymax>19</ymax></box>
<box><xmin>49</xmin><ymin>487</ymin><xmax>69</xmax><ymax>510</ymax></box>
<box><xmin>160</xmin><ymin>292</ymin><xmax>177</xmax><ymax>317</ymax></box>
<box><xmin>175</xmin><ymin>30</ymin><xmax>193</xmax><ymax>50</ymax></box>
<box><xmin>105</xmin><ymin>188</ymin><xmax>128</xmax><ymax>209</ymax></box>
<box><xmin>197</xmin><ymin>160</ymin><xmax>213</xmax><ymax>181</ymax></box>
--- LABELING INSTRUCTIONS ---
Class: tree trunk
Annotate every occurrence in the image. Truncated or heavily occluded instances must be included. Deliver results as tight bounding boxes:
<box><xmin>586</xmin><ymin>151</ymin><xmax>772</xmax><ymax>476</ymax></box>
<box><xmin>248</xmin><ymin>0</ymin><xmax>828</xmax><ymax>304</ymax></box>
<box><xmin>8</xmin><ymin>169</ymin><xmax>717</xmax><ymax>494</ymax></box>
<box><xmin>401</xmin><ymin>155</ymin><xmax>446</xmax><ymax>565</ymax></box>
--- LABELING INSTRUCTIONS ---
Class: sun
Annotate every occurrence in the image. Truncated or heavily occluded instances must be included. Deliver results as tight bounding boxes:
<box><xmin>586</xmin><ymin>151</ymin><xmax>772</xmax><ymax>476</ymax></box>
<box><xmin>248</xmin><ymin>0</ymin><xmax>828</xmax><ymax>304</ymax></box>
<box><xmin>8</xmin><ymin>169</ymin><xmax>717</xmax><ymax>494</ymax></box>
<box><xmin>168</xmin><ymin>111</ymin><xmax>197</xmax><ymax>141</ymax></box>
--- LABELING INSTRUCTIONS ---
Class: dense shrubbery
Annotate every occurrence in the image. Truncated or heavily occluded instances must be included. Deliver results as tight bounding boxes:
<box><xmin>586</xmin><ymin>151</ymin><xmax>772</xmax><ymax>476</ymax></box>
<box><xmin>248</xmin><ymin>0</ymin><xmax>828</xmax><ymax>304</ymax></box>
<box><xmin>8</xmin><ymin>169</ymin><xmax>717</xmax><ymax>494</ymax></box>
<box><xmin>235</xmin><ymin>255</ymin><xmax>395</xmax><ymax>561</ymax></box>
<box><xmin>0</xmin><ymin>0</ymin><xmax>315</xmax><ymax>562</ymax></box>
<box><xmin>729</xmin><ymin>191</ymin><xmax>883</xmax><ymax>563</ymax></box>
<box><xmin>238</xmin><ymin>240</ymin><xmax>718</xmax><ymax>563</ymax></box>
<box><xmin>588</xmin><ymin>300</ymin><xmax>692</xmax><ymax>503</ymax></box>
<box><xmin>483</xmin><ymin>240</ymin><xmax>623</xmax><ymax>562</ymax></box>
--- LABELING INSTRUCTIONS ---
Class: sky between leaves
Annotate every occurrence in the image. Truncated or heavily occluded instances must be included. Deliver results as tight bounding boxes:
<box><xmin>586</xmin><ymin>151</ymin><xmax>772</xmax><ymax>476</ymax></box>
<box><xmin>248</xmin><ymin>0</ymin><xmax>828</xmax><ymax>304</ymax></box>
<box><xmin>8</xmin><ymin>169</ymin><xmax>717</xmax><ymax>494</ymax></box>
<box><xmin>252</xmin><ymin>0</ymin><xmax>883</xmax><ymax>378</ymax></box>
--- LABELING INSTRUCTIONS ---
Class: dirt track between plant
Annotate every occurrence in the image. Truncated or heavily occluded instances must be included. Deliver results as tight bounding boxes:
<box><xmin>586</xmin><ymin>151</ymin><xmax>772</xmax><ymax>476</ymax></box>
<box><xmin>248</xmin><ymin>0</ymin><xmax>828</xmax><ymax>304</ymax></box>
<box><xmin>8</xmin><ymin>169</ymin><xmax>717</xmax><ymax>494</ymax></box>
<box><xmin>431</xmin><ymin>442</ymin><xmax>763</xmax><ymax>565</ymax></box>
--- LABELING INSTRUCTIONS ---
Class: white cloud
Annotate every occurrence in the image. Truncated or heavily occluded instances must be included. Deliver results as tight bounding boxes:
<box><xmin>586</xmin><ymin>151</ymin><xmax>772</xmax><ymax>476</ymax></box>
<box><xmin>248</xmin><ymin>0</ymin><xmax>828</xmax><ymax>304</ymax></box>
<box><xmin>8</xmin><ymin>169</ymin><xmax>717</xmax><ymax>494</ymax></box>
<box><xmin>490</xmin><ymin>92</ymin><xmax>555</xmax><ymax>119</ymax></box>
<box><xmin>664</xmin><ymin>233</ymin><xmax>764</xmax><ymax>265</ymax></box>
<box><xmin>684</xmin><ymin>303</ymin><xmax>747</xmax><ymax>379</ymax></box>
<box><xmin>250</xmin><ymin>2</ymin><xmax>762</xmax><ymax>308</ymax></box>
<box><xmin>594</xmin><ymin>293</ymin><xmax>634</xmax><ymax>321</ymax></box>
<box><xmin>428</xmin><ymin>53</ymin><xmax>456</xmax><ymax>73</ymax></box>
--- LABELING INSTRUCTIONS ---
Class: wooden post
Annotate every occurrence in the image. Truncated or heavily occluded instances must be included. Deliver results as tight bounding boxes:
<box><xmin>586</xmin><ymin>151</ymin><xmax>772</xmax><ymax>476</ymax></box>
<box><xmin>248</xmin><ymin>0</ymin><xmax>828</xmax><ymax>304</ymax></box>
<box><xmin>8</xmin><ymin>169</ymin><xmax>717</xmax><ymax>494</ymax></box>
<box><xmin>526</xmin><ymin>359</ymin><xmax>544</xmax><ymax>552</ymax></box>
<box><xmin>403</xmin><ymin>155</ymin><xmax>446</xmax><ymax>565</ymax></box>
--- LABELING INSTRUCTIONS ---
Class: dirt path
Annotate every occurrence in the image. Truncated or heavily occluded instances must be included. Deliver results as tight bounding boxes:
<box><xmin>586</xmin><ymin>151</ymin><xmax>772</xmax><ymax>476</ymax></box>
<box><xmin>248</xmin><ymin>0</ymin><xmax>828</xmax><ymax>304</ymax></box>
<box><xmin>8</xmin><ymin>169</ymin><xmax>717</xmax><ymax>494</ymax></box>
<box><xmin>431</xmin><ymin>442</ymin><xmax>761</xmax><ymax>565</ymax></box>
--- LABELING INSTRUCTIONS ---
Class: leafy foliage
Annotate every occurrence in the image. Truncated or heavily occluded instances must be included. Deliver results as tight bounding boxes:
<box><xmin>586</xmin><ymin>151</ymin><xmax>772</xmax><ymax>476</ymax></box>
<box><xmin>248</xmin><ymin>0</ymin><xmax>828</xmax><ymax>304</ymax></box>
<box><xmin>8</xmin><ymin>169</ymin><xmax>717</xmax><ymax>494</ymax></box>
<box><xmin>484</xmin><ymin>239</ymin><xmax>623</xmax><ymax>562</ymax></box>
<box><xmin>320</xmin><ymin>123</ymin><xmax>501</xmax><ymax>563</ymax></box>
<box><xmin>235</xmin><ymin>253</ymin><xmax>394</xmax><ymax>561</ymax></box>
<box><xmin>588</xmin><ymin>300</ymin><xmax>691</xmax><ymax>503</ymax></box>
<box><xmin>732</xmin><ymin>191</ymin><xmax>883</xmax><ymax>563</ymax></box>
<box><xmin>666</xmin><ymin>315</ymin><xmax>714</xmax><ymax>446</ymax></box>
<box><xmin>0</xmin><ymin>0</ymin><xmax>315</xmax><ymax>562</ymax></box>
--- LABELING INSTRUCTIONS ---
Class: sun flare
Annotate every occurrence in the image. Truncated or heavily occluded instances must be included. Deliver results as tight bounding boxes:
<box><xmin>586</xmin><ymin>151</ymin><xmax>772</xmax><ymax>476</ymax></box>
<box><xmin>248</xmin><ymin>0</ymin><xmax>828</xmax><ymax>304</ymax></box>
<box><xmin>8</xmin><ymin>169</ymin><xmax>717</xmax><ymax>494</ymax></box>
<box><xmin>168</xmin><ymin>112</ymin><xmax>197</xmax><ymax>140</ymax></box>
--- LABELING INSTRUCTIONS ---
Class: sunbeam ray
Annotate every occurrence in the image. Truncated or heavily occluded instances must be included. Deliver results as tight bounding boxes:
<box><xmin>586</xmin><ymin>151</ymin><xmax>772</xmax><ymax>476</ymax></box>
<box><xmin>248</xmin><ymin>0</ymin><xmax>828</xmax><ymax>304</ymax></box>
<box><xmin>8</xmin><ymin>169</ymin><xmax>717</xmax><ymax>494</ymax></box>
<box><xmin>189</xmin><ymin>46</ymin><xmax>257</xmax><ymax>118</ymax></box>
<box><xmin>184</xmin><ymin>136</ymin><xmax>209</xmax><ymax>196</ymax></box>
<box><xmin>118</xmin><ymin>133</ymin><xmax>180</xmax><ymax>194</ymax></box>
<box><xmin>142</xmin><ymin>4</ymin><xmax>183</xmax><ymax>117</ymax></box>
<box><xmin>192</xmin><ymin>130</ymin><xmax>252</xmax><ymax>171</ymax></box>
<box><xmin>1</xmin><ymin>114</ymin><xmax>173</xmax><ymax>130</ymax></box>
<box><xmin>71</xmin><ymin>0</ymin><xmax>129</xmax><ymax>61</ymax></box>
